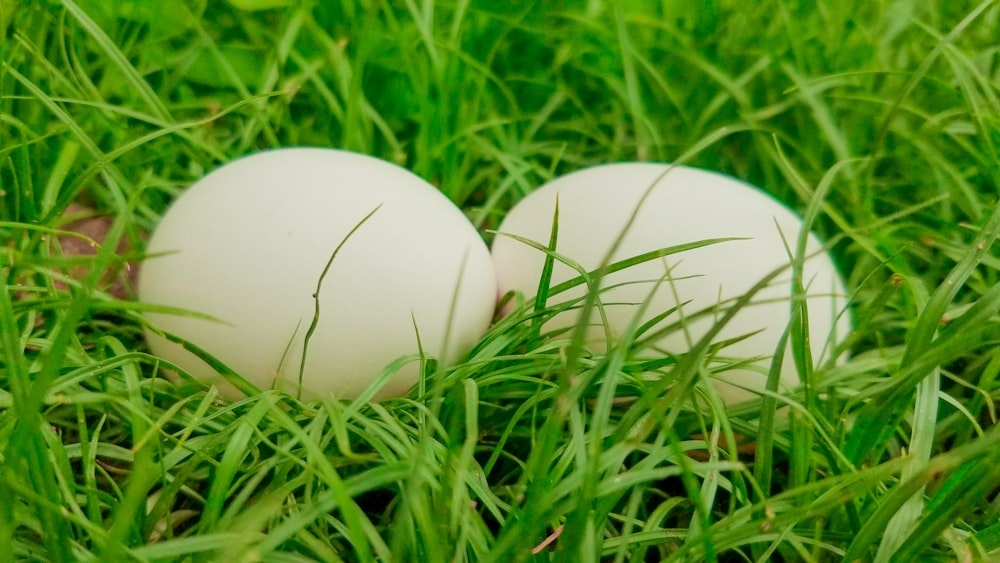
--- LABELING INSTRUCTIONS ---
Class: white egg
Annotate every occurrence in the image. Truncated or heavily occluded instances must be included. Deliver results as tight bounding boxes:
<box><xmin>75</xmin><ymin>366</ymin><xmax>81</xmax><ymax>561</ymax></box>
<box><xmin>491</xmin><ymin>163</ymin><xmax>851</xmax><ymax>405</ymax></box>
<box><xmin>139</xmin><ymin>148</ymin><xmax>497</xmax><ymax>401</ymax></box>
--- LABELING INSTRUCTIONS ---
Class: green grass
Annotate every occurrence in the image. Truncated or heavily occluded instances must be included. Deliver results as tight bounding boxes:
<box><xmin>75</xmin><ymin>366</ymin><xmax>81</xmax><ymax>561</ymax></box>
<box><xmin>2</xmin><ymin>0</ymin><xmax>1000</xmax><ymax>560</ymax></box>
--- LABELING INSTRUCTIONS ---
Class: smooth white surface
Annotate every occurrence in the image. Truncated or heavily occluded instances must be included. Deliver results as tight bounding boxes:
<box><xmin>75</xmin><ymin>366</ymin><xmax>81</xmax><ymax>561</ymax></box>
<box><xmin>491</xmin><ymin>163</ymin><xmax>851</xmax><ymax>405</ymax></box>
<box><xmin>139</xmin><ymin>148</ymin><xmax>497</xmax><ymax>400</ymax></box>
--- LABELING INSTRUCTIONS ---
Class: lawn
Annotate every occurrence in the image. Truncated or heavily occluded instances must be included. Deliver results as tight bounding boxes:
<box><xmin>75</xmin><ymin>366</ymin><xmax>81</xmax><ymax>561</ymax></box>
<box><xmin>2</xmin><ymin>0</ymin><xmax>1000</xmax><ymax>561</ymax></box>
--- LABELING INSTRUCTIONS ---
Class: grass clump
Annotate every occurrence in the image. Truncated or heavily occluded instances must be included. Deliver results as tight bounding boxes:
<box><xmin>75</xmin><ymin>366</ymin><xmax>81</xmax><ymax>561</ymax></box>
<box><xmin>2</xmin><ymin>0</ymin><xmax>1000</xmax><ymax>561</ymax></box>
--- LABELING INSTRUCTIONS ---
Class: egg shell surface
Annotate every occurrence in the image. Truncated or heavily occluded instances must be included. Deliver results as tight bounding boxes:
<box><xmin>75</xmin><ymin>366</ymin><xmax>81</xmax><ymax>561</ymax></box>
<box><xmin>139</xmin><ymin>148</ymin><xmax>497</xmax><ymax>401</ymax></box>
<box><xmin>490</xmin><ymin>163</ymin><xmax>851</xmax><ymax>405</ymax></box>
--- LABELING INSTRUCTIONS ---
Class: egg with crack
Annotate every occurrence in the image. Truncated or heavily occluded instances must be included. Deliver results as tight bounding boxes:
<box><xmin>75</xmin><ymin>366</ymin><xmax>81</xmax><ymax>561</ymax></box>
<box><xmin>139</xmin><ymin>148</ymin><xmax>497</xmax><ymax>401</ymax></box>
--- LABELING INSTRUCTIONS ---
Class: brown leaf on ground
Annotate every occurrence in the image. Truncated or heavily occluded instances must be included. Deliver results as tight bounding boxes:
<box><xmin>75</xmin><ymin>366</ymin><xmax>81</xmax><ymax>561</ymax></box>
<box><xmin>56</xmin><ymin>203</ymin><xmax>140</xmax><ymax>300</ymax></box>
<box><xmin>688</xmin><ymin>432</ymin><xmax>758</xmax><ymax>461</ymax></box>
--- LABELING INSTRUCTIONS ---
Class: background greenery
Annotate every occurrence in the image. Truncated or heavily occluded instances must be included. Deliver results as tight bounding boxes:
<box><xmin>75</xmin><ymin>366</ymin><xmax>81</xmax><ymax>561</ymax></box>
<box><xmin>2</xmin><ymin>0</ymin><xmax>1000</xmax><ymax>561</ymax></box>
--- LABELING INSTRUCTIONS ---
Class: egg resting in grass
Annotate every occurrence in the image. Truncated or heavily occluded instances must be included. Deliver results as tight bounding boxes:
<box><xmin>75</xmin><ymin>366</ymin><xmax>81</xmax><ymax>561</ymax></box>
<box><xmin>139</xmin><ymin>148</ymin><xmax>497</xmax><ymax>401</ymax></box>
<box><xmin>490</xmin><ymin>163</ymin><xmax>851</xmax><ymax>406</ymax></box>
